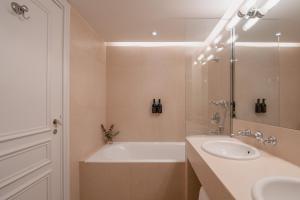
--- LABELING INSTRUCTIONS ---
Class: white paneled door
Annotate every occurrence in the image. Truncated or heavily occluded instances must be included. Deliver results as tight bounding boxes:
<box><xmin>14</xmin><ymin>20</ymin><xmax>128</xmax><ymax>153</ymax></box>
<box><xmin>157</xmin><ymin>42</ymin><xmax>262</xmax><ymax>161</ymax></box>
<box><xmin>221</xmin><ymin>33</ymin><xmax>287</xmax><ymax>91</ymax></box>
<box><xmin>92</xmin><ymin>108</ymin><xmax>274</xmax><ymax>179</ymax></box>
<box><xmin>0</xmin><ymin>0</ymin><xmax>65</xmax><ymax>199</ymax></box>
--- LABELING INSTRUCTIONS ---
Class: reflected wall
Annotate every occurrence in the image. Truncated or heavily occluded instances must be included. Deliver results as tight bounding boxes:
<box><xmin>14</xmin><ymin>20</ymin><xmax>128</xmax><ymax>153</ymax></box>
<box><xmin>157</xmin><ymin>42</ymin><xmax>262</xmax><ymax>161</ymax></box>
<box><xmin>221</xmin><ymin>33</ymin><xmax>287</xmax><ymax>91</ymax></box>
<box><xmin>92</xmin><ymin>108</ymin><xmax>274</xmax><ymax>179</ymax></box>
<box><xmin>234</xmin><ymin>17</ymin><xmax>300</xmax><ymax>130</ymax></box>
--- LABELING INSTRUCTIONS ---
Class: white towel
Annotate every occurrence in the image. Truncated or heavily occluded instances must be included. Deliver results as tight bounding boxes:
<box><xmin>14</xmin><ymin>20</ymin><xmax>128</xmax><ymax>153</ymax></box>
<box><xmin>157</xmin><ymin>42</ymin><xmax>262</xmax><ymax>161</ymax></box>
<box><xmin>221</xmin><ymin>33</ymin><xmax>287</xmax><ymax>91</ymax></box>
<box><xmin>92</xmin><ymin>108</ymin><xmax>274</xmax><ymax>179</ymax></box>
<box><xmin>199</xmin><ymin>187</ymin><xmax>210</xmax><ymax>200</ymax></box>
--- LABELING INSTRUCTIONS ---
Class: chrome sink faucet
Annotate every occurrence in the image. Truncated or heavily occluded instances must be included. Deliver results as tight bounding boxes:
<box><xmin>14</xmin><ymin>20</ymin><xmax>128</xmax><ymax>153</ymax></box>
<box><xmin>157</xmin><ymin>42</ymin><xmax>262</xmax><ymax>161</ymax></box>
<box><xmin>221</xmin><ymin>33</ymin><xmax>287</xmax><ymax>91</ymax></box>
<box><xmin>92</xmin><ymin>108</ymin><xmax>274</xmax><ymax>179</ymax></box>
<box><xmin>263</xmin><ymin>136</ymin><xmax>278</xmax><ymax>145</ymax></box>
<box><xmin>238</xmin><ymin>129</ymin><xmax>264</xmax><ymax>143</ymax></box>
<box><xmin>231</xmin><ymin>129</ymin><xmax>278</xmax><ymax>146</ymax></box>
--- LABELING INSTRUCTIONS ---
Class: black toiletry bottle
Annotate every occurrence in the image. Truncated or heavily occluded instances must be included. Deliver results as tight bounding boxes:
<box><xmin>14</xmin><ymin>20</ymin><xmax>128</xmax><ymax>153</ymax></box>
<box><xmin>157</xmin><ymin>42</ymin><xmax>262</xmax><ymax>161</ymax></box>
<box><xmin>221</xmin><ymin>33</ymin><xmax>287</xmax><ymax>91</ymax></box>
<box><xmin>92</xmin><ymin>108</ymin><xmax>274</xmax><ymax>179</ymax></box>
<box><xmin>152</xmin><ymin>99</ymin><xmax>157</xmax><ymax>113</ymax></box>
<box><xmin>158</xmin><ymin>99</ymin><xmax>162</xmax><ymax>113</ymax></box>
<box><xmin>261</xmin><ymin>99</ymin><xmax>267</xmax><ymax>113</ymax></box>
<box><xmin>255</xmin><ymin>99</ymin><xmax>261</xmax><ymax>113</ymax></box>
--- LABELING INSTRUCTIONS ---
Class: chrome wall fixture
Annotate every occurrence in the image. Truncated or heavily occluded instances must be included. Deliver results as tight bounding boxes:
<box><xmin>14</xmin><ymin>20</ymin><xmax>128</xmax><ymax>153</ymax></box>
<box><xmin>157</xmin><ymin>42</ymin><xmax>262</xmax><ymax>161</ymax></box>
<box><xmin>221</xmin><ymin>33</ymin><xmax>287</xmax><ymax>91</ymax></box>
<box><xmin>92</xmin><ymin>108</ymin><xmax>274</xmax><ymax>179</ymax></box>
<box><xmin>232</xmin><ymin>129</ymin><xmax>278</xmax><ymax>146</ymax></box>
<box><xmin>227</xmin><ymin>0</ymin><xmax>281</xmax><ymax>32</ymax></box>
<box><xmin>237</xmin><ymin>9</ymin><xmax>264</xmax><ymax>19</ymax></box>
<box><xmin>192</xmin><ymin>0</ymin><xmax>281</xmax><ymax>69</ymax></box>
<box><xmin>11</xmin><ymin>2</ymin><xmax>30</xmax><ymax>20</ymax></box>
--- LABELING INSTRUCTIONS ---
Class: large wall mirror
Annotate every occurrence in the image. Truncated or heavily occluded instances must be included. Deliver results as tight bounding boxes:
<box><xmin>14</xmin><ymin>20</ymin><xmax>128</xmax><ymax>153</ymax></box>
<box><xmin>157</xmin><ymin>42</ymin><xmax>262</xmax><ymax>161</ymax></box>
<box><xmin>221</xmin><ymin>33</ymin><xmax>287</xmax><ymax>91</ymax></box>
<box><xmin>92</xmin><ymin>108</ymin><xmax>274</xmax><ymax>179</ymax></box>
<box><xmin>233</xmin><ymin>0</ymin><xmax>300</xmax><ymax>130</ymax></box>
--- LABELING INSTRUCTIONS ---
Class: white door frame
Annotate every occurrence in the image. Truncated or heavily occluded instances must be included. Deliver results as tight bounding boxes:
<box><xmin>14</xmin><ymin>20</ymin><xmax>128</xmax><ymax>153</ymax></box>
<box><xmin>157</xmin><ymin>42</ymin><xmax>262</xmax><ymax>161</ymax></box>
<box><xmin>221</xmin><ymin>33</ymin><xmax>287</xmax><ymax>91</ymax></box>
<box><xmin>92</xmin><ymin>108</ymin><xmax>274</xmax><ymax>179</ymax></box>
<box><xmin>53</xmin><ymin>0</ymin><xmax>70</xmax><ymax>199</ymax></box>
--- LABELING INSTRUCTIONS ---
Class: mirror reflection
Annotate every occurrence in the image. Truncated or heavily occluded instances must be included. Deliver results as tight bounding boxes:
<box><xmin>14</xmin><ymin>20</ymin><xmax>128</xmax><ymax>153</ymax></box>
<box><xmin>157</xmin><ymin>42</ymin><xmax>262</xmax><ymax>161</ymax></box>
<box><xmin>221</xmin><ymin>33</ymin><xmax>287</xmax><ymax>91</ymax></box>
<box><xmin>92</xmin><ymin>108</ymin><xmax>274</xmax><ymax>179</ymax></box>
<box><xmin>233</xmin><ymin>0</ymin><xmax>300</xmax><ymax>130</ymax></box>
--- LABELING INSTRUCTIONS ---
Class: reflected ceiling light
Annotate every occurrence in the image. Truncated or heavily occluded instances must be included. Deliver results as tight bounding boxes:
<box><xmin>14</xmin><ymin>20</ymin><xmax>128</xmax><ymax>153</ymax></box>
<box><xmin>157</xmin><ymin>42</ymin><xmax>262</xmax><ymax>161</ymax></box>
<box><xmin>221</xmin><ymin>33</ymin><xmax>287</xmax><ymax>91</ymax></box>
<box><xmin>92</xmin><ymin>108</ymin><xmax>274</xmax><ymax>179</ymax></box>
<box><xmin>214</xmin><ymin>35</ymin><xmax>223</xmax><ymax>44</ymax></box>
<box><xmin>152</xmin><ymin>31</ymin><xmax>158</xmax><ymax>36</ymax></box>
<box><xmin>202</xmin><ymin>0</ymin><xmax>245</xmax><ymax>45</ymax></box>
<box><xmin>205</xmin><ymin>46</ymin><xmax>212</xmax><ymax>52</ymax></box>
<box><xmin>226</xmin><ymin>0</ymin><xmax>257</xmax><ymax>31</ymax></box>
<box><xmin>216</xmin><ymin>45</ymin><xmax>225</xmax><ymax>52</ymax></box>
<box><xmin>197</xmin><ymin>54</ymin><xmax>205</xmax><ymax>61</ymax></box>
<box><xmin>240</xmin><ymin>0</ymin><xmax>257</xmax><ymax>13</ymax></box>
<box><xmin>207</xmin><ymin>54</ymin><xmax>214</xmax><ymax>61</ymax></box>
<box><xmin>193</xmin><ymin>61</ymin><xmax>198</xmax><ymax>65</ymax></box>
<box><xmin>217</xmin><ymin>47</ymin><xmax>224</xmax><ymax>52</ymax></box>
<box><xmin>260</xmin><ymin>0</ymin><xmax>281</xmax><ymax>14</ymax></box>
<box><xmin>243</xmin><ymin>18</ymin><xmax>260</xmax><ymax>31</ymax></box>
<box><xmin>236</xmin><ymin>42</ymin><xmax>300</xmax><ymax>48</ymax></box>
<box><xmin>241</xmin><ymin>0</ymin><xmax>280</xmax><ymax>32</ymax></box>
<box><xmin>226</xmin><ymin>15</ymin><xmax>242</xmax><ymax>31</ymax></box>
<box><xmin>193</xmin><ymin>0</ymin><xmax>244</xmax><ymax>58</ymax></box>
<box><xmin>202</xmin><ymin>61</ymin><xmax>207</xmax><ymax>66</ymax></box>
<box><xmin>227</xmin><ymin>35</ymin><xmax>238</xmax><ymax>44</ymax></box>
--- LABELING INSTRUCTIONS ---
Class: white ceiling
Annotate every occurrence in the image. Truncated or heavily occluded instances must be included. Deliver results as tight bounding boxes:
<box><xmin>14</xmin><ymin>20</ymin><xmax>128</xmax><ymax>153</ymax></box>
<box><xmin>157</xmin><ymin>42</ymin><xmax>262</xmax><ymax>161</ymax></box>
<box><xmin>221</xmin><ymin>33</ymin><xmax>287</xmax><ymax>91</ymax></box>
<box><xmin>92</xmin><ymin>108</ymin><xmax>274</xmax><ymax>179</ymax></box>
<box><xmin>265</xmin><ymin>0</ymin><xmax>300</xmax><ymax>20</ymax></box>
<box><xmin>68</xmin><ymin>0</ymin><xmax>237</xmax><ymax>41</ymax></box>
<box><xmin>68</xmin><ymin>0</ymin><xmax>300</xmax><ymax>42</ymax></box>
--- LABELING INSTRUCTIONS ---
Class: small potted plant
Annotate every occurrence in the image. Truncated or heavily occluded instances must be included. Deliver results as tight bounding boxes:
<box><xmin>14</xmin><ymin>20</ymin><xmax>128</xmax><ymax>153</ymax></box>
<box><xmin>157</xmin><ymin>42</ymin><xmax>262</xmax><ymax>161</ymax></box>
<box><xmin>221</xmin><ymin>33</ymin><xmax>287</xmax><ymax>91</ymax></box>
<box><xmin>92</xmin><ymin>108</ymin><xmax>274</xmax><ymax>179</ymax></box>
<box><xmin>101</xmin><ymin>124</ymin><xmax>119</xmax><ymax>144</ymax></box>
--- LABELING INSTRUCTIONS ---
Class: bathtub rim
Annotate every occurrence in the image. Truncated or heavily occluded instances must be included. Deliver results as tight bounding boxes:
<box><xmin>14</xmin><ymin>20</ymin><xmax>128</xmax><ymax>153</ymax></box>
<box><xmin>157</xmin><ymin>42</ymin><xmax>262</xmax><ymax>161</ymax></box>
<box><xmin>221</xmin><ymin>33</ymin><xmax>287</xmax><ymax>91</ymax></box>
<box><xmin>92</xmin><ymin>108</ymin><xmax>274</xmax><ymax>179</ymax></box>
<box><xmin>84</xmin><ymin>141</ymin><xmax>186</xmax><ymax>163</ymax></box>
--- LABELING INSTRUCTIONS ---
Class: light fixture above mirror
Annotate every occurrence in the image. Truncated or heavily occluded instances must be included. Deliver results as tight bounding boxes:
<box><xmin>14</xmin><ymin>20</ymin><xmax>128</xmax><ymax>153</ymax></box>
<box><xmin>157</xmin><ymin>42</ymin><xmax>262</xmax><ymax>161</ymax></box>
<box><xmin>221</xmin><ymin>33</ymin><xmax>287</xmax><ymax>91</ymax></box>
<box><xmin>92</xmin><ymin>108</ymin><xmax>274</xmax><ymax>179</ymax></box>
<box><xmin>227</xmin><ymin>0</ymin><xmax>281</xmax><ymax>32</ymax></box>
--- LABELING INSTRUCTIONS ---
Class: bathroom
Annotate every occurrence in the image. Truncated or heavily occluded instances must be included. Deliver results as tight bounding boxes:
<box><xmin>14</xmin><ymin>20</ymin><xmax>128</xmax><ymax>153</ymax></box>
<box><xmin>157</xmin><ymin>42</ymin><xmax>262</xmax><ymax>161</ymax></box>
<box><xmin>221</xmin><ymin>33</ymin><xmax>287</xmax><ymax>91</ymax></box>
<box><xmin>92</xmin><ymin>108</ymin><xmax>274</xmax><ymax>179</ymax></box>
<box><xmin>0</xmin><ymin>0</ymin><xmax>300</xmax><ymax>199</ymax></box>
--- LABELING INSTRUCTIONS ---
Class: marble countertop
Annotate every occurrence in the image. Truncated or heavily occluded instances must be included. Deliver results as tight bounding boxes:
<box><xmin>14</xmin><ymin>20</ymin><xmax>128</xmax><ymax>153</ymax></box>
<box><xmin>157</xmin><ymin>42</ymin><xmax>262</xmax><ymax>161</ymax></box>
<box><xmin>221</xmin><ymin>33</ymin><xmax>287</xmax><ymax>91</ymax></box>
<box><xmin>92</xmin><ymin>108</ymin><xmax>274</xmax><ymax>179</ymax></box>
<box><xmin>186</xmin><ymin>135</ymin><xmax>300</xmax><ymax>200</ymax></box>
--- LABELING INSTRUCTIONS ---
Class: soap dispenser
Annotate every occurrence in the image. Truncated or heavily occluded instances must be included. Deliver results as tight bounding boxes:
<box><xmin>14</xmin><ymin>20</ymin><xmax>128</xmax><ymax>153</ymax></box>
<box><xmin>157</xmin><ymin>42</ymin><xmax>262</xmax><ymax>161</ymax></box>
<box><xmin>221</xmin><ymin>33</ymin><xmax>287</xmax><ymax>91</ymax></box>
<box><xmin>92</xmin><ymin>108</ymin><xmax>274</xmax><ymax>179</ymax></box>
<box><xmin>261</xmin><ymin>98</ymin><xmax>267</xmax><ymax>113</ymax></box>
<box><xmin>157</xmin><ymin>99</ymin><xmax>163</xmax><ymax>113</ymax></box>
<box><xmin>152</xmin><ymin>99</ymin><xmax>157</xmax><ymax>113</ymax></box>
<box><xmin>255</xmin><ymin>99</ymin><xmax>261</xmax><ymax>113</ymax></box>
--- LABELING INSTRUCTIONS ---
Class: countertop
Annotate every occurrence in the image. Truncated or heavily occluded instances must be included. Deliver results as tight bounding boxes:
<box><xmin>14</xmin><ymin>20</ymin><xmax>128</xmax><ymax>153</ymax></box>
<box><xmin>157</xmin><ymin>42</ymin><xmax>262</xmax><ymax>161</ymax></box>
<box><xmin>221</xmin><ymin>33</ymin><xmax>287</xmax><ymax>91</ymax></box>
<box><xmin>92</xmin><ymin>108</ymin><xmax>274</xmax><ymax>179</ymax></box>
<box><xmin>186</xmin><ymin>135</ymin><xmax>300</xmax><ymax>200</ymax></box>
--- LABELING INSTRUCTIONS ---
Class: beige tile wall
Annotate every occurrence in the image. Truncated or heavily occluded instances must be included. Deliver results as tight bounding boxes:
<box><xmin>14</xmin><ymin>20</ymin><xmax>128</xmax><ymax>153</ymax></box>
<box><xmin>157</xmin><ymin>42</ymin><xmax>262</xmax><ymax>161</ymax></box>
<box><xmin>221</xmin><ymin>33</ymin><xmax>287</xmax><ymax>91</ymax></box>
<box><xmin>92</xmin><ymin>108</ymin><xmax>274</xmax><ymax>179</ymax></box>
<box><xmin>279</xmin><ymin>47</ymin><xmax>300</xmax><ymax>130</ymax></box>
<box><xmin>70</xmin><ymin>8</ymin><xmax>106</xmax><ymax>200</ymax></box>
<box><xmin>235</xmin><ymin>47</ymin><xmax>280</xmax><ymax>126</ymax></box>
<box><xmin>235</xmin><ymin>46</ymin><xmax>300</xmax><ymax>130</ymax></box>
<box><xmin>106</xmin><ymin>47</ymin><xmax>186</xmax><ymax>141</ymax></box>
<box><xmin>233</xmin><ymin>119</ymin><xmax>300</xmax><ymax>167</ymax></box>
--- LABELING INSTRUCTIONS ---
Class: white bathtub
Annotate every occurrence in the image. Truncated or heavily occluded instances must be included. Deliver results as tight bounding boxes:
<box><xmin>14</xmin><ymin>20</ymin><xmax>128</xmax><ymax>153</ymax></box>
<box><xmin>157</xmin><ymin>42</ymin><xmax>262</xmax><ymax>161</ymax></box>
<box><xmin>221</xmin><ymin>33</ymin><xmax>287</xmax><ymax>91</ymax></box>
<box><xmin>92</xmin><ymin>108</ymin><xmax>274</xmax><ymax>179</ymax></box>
<box><xmin>85</xmin><ymin>142</ymin><xmax>185</xmax><ymax>163</ymax></box>
<box><xmin>81</xmin><ymin>142</ymin><xmax>186</xmax><ymax>200</ymax></box>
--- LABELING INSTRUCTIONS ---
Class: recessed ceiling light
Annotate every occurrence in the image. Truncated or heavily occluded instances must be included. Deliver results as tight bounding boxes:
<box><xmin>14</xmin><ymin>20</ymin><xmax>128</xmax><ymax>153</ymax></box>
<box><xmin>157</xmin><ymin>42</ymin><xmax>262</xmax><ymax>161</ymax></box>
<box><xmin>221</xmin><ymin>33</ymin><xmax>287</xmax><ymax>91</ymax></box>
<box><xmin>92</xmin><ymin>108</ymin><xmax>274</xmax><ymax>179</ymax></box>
<box><xmin>216</xmin><ymin>45</ymin><xmax>225</xmax><ymax>52</ymax></box>
<box><xmin>152</xmin><ymin>31</ymin><xmax>158</xmax><ymax>36</ymax></box>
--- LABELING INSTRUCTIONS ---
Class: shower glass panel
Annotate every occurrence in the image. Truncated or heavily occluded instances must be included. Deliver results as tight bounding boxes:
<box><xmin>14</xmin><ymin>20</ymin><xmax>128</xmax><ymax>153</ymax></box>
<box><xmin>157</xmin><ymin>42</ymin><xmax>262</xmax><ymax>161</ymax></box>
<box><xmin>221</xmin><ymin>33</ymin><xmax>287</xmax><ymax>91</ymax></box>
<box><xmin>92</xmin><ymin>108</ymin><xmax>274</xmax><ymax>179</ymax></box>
<box><xmin>185</xmin><ymin>21</ymin><xmax>232</xmax><ymax>136</ymax></box>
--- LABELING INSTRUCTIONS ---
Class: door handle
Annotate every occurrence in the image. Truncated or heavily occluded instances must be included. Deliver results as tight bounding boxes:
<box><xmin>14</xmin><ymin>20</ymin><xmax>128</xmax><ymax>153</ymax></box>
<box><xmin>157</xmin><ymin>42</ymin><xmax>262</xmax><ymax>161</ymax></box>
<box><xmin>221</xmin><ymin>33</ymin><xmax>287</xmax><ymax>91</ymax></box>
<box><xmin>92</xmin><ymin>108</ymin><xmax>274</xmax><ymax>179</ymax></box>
<box><xmin>52</xmin><ymin>119</ymin><xmax>61</xmax><ymax>135</ymax></box>
<box><xmin>52</xmin><ymin>119</ymin><xmax>62</xmax><ymax>126</ymax></box>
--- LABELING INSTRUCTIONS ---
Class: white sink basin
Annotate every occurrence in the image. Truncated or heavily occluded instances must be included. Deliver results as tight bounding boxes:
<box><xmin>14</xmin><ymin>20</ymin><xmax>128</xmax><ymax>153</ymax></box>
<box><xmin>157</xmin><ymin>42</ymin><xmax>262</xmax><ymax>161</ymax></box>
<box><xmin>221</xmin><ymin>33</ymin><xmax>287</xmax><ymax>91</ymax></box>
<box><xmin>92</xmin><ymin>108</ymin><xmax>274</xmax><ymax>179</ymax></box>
<box><xmin>201</xmin><ymin>140</ymin><xmax>260</xmax><ymax>160</ymax></box>
<box><xmin>252</xmin><ymin>176</ymin><xmax>300</xmax><ymax>200</ymax></box>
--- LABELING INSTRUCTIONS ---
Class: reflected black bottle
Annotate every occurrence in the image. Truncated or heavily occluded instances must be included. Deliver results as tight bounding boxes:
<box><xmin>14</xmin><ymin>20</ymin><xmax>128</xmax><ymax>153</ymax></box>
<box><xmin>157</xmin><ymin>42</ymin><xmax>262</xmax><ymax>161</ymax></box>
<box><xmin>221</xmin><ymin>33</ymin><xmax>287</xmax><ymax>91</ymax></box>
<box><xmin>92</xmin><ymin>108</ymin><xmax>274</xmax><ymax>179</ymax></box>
<box><xmin>255</xmin><ymin>99</ymin><xmax>261</xmax><ymax>113</ymax></box>
<box><xmin>261</xmin><ymin>99</ymin><xmax>267</xmax><ymax>113</ymax></box>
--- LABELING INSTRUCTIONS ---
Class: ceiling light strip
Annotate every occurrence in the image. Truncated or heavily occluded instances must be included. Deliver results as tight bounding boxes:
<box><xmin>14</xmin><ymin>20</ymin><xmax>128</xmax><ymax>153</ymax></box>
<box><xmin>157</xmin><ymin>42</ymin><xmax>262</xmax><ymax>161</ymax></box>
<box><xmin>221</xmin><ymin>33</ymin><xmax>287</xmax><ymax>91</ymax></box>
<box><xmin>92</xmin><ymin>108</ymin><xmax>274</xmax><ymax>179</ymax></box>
<box><xmin>105</xmin><ymin>42</ymin><xmax>205</xmax><ymax>47</ymax></box>
<box><xmin>236</xmin><ymin>42</ymin><xmax>300</xmax><ymax>48</ymax></box>
<box><xmin>193</xmin><ymin>0</ymin><xmax>245</xmax><ymax>65</ymax></box>
<box><xmin>203</xmin><ymin>0</ymin><xmax>245</xmax><ymax>45</ymax></box>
